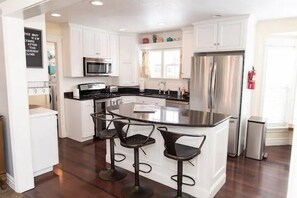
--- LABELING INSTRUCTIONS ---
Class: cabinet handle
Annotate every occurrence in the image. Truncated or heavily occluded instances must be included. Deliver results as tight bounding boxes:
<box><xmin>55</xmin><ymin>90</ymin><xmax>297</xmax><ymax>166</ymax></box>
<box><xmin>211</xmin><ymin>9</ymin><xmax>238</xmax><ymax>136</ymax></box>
<box><xmin>214</xmin><ymin>43</ymin><xmax>217</xmax><ymax>46</ymax></box>
<box><xmin>217</xmin><ymin>43</ymin><xmax>220</xmax><ymax>46</ymax></box>
<box><xmin>96</xmin><ymin>53</ymin><xmax>100</xmax><ymax>55</ymax></box>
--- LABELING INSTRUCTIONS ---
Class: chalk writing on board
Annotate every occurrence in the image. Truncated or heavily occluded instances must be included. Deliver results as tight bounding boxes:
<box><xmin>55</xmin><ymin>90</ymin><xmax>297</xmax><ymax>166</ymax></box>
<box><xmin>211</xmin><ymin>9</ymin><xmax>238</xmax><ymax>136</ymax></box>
<box><xmin>24</xmin><ymin>28</ymin><xmax>43</xmax><ymax>68</ymax></box>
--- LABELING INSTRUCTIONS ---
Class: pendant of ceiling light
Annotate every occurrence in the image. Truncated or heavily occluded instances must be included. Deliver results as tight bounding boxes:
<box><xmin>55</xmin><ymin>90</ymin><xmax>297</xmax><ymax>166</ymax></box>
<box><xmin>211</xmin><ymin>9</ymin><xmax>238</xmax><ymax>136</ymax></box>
<box><xmin>90</xmin><ymin>0</ymin><xmax>104</xmax><ymax>6</ymax></box>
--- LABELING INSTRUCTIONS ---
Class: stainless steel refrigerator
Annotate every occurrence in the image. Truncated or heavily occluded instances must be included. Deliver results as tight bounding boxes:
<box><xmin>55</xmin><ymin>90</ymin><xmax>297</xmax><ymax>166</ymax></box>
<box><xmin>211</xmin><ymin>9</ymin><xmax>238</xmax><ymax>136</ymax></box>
<box><xmin>190</xmin><ymin>52</ymin><xmax>244</xmax><ymax>157</ymax></box>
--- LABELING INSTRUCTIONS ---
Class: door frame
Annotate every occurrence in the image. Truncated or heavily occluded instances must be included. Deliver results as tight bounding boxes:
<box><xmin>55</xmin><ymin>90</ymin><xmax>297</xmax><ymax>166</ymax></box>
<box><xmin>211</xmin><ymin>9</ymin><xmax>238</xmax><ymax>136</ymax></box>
<box><xmin>46</xmin><ymin>35</ymin><xmax>67</xmax><ymax>138</ymax></box>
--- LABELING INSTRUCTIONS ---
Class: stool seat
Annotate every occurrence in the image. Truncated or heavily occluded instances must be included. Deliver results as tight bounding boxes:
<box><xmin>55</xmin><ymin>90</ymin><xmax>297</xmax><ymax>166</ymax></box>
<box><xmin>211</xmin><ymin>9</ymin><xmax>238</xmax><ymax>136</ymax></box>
<box><xmin>164</xmin><ymin>143</ymin><xmax>201</xmax><ymax>161</ymax></box>
<box><xmin>97</xmin><ymin>128</ymin><xmax>117</xmax><ymax>139</ymax></box>
<box><xmin>121</xmin><ymin>134</ymin><xmax>155</xmax><ymax>148</ymax></box>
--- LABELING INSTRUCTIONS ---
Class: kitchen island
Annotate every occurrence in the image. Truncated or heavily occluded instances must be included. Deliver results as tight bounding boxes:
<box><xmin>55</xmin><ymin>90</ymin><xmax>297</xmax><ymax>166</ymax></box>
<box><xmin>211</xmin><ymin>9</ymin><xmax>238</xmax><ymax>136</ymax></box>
<box><xmin>107</xmin><ymin>103</ymin><xmax>230</xmax><ymax>198</ymax></box>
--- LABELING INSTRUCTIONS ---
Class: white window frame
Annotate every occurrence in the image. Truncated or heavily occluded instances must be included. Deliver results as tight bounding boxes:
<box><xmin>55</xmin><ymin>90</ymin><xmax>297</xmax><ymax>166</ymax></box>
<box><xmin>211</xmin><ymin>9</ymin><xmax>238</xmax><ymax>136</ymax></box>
<box><xmin>147</xmin><ymin>48</ymin><xmax>181</xmax><ymax>79</ymax></box>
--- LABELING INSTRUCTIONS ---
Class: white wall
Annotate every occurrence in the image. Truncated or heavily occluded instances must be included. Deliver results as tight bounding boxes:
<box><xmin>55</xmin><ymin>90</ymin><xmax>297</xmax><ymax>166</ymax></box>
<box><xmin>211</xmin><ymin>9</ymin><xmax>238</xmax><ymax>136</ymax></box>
<box><xmin>1</xmin><ymin>16</ymin><xmax>34</xmax><ymax>193</ymax></box>
<box><xmin>287</xmin><ymin>127</ymin><xmax>297</xmax><ymax>197</ymax></box>
<box><xmin>252</xmin><ymin>18</ymin><xmax>297</xmax><ymax>145</ymax></box>
<box><xmin>252</xmin><ymin>18</ymin><xmax>297</xmax><ymax>116</ymax></box>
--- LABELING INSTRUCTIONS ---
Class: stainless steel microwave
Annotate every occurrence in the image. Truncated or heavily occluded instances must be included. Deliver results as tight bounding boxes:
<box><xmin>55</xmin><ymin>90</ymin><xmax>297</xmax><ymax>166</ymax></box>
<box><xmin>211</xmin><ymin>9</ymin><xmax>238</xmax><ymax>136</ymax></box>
<box><xmin>83</xmin><ymin>57</ymin><xmax>112</xmax><ymax>76</ymax></box>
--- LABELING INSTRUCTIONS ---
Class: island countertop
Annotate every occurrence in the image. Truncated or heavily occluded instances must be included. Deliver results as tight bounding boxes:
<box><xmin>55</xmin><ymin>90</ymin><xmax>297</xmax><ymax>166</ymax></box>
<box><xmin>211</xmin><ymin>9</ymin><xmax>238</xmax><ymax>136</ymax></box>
<box><xmin>107</xmin><ymin>103</ymin><xmax>230</xmax><ymax>127</ymax></box>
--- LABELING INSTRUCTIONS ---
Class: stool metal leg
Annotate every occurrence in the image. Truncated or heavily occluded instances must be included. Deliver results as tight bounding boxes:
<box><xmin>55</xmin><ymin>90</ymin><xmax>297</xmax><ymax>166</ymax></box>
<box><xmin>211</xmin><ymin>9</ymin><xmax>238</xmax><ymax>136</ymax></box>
<box><xmin>99</xmin><ymin>139</ymin><xmax>127</xmax><ymax>181</ymax></box>
<box><xmin>122</xmin><ymin>148</ymin><xmax>153</xmax><ymax>198</ymax></box>
<box><xmin>177</xmin><ymin>161</ymin><xmax>183</xmax><ymax>197</ymax></box>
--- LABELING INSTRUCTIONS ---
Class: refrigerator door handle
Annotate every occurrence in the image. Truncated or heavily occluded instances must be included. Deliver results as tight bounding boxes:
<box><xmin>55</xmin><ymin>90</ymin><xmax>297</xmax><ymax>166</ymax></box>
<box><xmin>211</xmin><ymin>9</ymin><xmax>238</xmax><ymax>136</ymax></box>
<box><xmin>207</xmin><ymin>63</ymin><xmax>213</xmax><ymax>109</ymax></box>
<box><xmin>210</xmin><ymin>62</ymin><xmax>217</xmax><ymax>109</ymax></box>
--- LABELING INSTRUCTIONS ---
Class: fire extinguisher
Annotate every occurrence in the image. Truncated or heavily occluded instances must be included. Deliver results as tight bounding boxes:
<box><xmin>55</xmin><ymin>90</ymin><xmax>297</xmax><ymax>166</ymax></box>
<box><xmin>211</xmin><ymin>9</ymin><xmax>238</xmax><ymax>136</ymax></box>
<box><xmin>247</xmin><ymin>67</ymin><xmax>256</xmax><ymax>89</ymax></box>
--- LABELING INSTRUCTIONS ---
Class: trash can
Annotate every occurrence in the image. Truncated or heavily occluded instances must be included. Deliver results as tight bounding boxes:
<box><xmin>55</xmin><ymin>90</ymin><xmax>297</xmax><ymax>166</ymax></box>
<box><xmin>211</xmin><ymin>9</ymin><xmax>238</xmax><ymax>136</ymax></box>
<box><xmin>245</xmin><ymin>116</ymin><xmax>268</xmax><ymax>160</ymax></box>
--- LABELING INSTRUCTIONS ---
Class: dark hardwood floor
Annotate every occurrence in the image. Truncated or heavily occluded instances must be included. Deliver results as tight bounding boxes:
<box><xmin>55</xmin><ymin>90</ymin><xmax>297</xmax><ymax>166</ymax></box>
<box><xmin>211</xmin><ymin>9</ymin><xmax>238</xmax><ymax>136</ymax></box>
<box><xmin>24</xmin><ymin>138</ymin><xmax>291</xmax><ymax>198</ymax></box>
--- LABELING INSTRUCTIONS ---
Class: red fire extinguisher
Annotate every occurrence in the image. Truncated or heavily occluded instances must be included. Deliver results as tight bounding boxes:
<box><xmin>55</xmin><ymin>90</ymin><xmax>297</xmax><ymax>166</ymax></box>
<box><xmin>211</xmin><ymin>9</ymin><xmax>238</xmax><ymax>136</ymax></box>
<box><xmin>248</xmin><ymin>67</ymin><xmax>256</xmax><ymax>89</ymax></box>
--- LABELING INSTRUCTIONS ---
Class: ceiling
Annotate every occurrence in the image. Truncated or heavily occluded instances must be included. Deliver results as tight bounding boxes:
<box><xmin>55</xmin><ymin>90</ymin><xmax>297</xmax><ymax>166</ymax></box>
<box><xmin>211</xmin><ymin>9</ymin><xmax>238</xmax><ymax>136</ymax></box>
<box><xmin>45</xmin><ymin>0</ymin><xmax>297</xmax><ymax>33</ymax></box>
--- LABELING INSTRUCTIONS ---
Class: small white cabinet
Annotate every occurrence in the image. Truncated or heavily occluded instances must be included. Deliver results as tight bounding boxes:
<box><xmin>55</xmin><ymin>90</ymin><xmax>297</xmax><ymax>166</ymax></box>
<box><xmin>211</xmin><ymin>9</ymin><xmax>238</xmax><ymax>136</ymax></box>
<box><xmin>29</xmin><ymin>108</ymin><xmax>59</xmax><ymax>177</ymax></box>
<box><xmin>119</xmin><ymin>35</ymin><xmax>138</xmax><ymax>86</ymax></box>
<box><xmin>62</xmin><ymin>24</ymin><xmax>84</xmax><ymax>77</ymax></box>
<box><xmin>193</xmin><ymin>16</ymin><xmax>248</xmax><ymax>52</ymax></box>
<box><xmin>64</xmin><ymin>99</ymin><xmax>94</xmax><ymax>142</ymax></box>
<box><xmin>83</xmin><ymin>29</ymin><xmax>110</xmax><ymax>59</ymax></box>
<box><xmin>181</xmin><ymin>28</ymin><xmax>194</xmax><ymax>78</ymax></box>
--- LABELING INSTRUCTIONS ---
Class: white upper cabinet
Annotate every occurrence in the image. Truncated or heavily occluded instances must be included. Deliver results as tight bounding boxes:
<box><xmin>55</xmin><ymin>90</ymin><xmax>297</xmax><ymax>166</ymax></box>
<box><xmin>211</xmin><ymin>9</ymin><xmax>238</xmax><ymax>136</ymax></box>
<box><xmin>193</xmin><ymin>16</ymin><xmax>248</xmax><ymax>52</ymax></box>
<box><xmin>119</xmin><ymin>34</ymin><xmax>138</xmax><ymax>86</ymax></box>
<box><xmin>109</xmin><ymin>34</ymin><xmax>119</xmax><ymax>76</ymax></box>
<box><xmin>83</xmin><ymin>29</ymin><xmax>110</xmax><ymax>59</ymax></box>
<box><xmin>62</xmin><ymin>24</ymin><xmax>84</xmax><ymax>77</ymax></box>
<box><xmin>181</xmin><ymin>28</ymin><xmax>194</xmax><ymax>78</ymax></box>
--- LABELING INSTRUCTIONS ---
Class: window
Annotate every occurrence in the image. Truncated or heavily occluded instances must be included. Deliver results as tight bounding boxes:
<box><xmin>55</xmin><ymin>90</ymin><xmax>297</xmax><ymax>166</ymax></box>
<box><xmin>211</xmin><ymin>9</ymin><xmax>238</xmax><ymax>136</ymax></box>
<box><xmin>147</xmin><ymin>49</ymin><xmax>181</xmax><ymax>79</ymax></box>
<box><xmin>262</xmin><ymin>37</ymin><xmax>297</xmax><ymax>127</ymax></box>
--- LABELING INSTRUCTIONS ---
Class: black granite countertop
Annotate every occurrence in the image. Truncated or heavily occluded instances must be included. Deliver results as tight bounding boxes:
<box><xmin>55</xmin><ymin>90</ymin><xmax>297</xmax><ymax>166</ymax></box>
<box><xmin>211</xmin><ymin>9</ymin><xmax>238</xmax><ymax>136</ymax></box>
<box><xmin>107</xmin><ymin>103</ymin><xmax>230</xmax><ymax>127</ymax></box>
<box><xmin>64</xmin><ymin>88</ymin><xmax>189</xmax><ymax>102</ymax></box>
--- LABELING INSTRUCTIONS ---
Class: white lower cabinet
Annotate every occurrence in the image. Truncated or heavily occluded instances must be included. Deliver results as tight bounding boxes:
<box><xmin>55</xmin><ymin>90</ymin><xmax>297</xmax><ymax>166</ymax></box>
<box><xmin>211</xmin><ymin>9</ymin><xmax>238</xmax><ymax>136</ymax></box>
<box><xmin>121</xmin><ymin>96</ymin><xmax>137</xmax><ymax>104</ymax></box>
<box><xmin>136</xmin><ymin>96</ymin><xmax>166</xmax><ymax>106</ymax></box>
<box><xmin>29</xmin><ymin>108</ymin><xmax>59</xmax><ymax>177</ymax></box>
<box><xmin>64</xmin><ymin>99</ymin><xmax>94</xmax><ymax>142</ymax></box>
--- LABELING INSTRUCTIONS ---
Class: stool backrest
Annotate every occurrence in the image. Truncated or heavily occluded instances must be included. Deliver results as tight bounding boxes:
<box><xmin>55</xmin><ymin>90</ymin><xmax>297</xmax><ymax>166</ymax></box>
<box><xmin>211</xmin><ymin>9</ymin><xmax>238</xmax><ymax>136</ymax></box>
<box><xmin>113</xmin><ymin>119</ymin><xmax>155</xmax><ymax>145</ymax></box>
<box><xmin>157</xmin><ymin>126</ymin><xmax>206</xmax><ymax>157</ymax></box>
<box><xmin>90</xmin><ymin>113</ymin><xmax>114</xmax><ymax>133</ymax></box>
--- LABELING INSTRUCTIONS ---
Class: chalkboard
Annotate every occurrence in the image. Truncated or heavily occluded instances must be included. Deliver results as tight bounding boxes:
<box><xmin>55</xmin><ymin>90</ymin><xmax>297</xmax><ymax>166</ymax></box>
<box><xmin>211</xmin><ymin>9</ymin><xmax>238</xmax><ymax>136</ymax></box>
<box><xmin>24</xmin><ymin>27</ymin><xmax>43</xmax><ymax>68</ymax></box>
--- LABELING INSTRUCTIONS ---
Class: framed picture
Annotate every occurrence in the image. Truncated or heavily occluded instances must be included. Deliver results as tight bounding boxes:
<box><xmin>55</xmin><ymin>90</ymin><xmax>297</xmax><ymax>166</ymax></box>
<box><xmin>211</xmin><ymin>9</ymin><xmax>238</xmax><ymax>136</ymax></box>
<box><xmin>24</xmin><ymin>27</ymin><xmax>43</xmax><ymax>68</ymax></box>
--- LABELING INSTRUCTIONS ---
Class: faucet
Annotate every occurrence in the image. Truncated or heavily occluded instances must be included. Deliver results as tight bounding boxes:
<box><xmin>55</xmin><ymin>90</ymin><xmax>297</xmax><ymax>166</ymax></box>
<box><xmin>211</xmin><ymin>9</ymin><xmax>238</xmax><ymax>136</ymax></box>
<box><xmin>159</xmin><ymin>81</ymin><xmax>166</xmax><ymax>94</ymax></box>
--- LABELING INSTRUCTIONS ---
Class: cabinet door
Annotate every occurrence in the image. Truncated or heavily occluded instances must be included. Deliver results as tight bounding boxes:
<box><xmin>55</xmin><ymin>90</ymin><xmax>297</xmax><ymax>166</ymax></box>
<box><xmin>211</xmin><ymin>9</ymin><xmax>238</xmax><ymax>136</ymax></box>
<box><xmin>119</xmin><ymin>63</ymin><xmax>135</xmax><ymax>86</ymax></box>
<box><xmin>83</xmin><ymin>29</ymin><xmax>96</xmax><ymax>58</ymax></box>
<box><xmin>217</xmin><ymin>19</ymin><xmax>247</xmax><ymax>50</ymax></box>
<box><xmin>136</xmin><ymin>97</ymin><xmax>165</xmax><ymax>107</ymax></box>
<box><xmin>121</xmin><ymin>96</ymin><xmax>137</xmax><ymax>104</ymax></box>
<box><xmin>119</xmin><ymin>35</ymin><xmax>137</xmax><ymax>86</ymax></box>
<box><xmin>110</xmin><ymin>34</ymin><xmax>119</xmax><ymax>76</ymax></box>
<box><xmin>84</xmin><ymin>30</ymin><xmax>110</xmax><ymax>59</ymax></box>
<box><xmin>96</xmin><ymin>32</ymin><xmax>109</xmax><ymax>59</ymax></box>
<box><xmin>70</xmin><ymin>27</ymin><xmax>84</xmax><ymax>77</ymax></box>
<box><xmin>181</xmin><ymin>30</ymin><xmax>194</xmax><ymax>78</ymax></box>
<box><xmin>81</xmin><ymin>100</ymin><xmax>94</xmax><ymax>138</ymax></box>
<box><xmin>194</xmin><ymin>23</ymin><xmax>217</xmax><ymax>52</ymax></box>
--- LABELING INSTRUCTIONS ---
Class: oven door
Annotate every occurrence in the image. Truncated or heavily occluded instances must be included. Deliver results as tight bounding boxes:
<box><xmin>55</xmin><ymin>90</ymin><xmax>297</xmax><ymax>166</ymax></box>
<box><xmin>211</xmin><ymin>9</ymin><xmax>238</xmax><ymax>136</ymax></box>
<box><xmin>94</xmin><ymin>99</ymin><xmax>110</xmax><ymax>138</ymax></box>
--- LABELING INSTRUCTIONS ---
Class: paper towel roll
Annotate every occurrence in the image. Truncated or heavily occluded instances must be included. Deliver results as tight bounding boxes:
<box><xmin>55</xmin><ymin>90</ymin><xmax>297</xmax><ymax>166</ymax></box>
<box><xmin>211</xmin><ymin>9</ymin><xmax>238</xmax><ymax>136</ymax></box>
<box><xmin>73</xmin><ymin>88</ymin><xmax>80</xmax><ymax>99</ymax></box>
<box><xmin>139</xmin><ymin>78</ymin><xmax>145</xmax><ymax>92</ymax></box>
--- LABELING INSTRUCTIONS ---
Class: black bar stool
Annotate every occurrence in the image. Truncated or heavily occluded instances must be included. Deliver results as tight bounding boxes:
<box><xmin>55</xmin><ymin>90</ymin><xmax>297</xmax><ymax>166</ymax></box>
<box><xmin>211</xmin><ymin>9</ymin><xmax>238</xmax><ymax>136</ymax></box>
<box><xmin>91</xmin><ymin>113</ymin><xmax>127</xmax><ymax>181</ymax></box>
<box><xmin>157</xmin><ymin>126</ymin><xmax>206</xmax><ymax>198</ymax></box>
<box><xmin>113</xmin><ymin>119</ymin><xmax>155</xmax><ymax>198</ymax></box>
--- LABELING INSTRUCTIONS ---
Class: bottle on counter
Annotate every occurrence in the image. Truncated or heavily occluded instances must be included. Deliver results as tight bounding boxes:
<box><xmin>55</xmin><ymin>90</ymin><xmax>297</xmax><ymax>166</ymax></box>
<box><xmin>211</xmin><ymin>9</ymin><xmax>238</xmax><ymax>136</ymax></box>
<box><xmin>177</xmin><ymin>87</ymin><xmax>181</xmax><ymax>98</ymax></box>
<box><xmin>181</xmin><ymin>87</ymin><xmax>186</xmax><ymax>96</ymax></box>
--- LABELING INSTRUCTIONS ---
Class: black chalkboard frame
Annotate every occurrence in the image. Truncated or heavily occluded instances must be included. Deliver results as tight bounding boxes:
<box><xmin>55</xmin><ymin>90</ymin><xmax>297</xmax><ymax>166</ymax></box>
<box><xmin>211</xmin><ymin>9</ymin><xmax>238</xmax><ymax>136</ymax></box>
<box><xmin>24</xmin><ymin>27</ymin><xmax>43</xmax><ymax>69</ymax></box>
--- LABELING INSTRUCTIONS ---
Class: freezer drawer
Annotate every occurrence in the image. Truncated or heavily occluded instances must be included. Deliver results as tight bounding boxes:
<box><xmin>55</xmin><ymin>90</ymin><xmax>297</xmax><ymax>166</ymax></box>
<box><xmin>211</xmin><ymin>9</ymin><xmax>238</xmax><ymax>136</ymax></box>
<box><xmin>245</xmin><ymin>117</ymin><xmax>267</xmax><ymax>160</ymax></box>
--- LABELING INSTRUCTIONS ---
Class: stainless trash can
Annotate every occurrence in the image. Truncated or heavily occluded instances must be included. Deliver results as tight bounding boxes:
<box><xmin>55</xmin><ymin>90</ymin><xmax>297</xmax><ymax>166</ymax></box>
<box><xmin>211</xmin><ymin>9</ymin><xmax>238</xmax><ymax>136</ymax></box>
<box><xmin>245</xmin><ymin>116</ymin><xmax>268</xmax><ymax>160</ymax></box>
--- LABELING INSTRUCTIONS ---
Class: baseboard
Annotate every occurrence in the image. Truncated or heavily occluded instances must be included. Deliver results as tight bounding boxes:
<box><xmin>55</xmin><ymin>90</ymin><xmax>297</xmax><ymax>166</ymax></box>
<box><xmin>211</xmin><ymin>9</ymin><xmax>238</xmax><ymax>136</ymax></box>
<box><xmin>6</xmin><ymin>173</ymin><xmax>15</xmax><ymax>191</ymax></box>
<box><xmin>266</xmin><ymin>138</ymin><xmax>292</xmax><ymax>146</ymax></box>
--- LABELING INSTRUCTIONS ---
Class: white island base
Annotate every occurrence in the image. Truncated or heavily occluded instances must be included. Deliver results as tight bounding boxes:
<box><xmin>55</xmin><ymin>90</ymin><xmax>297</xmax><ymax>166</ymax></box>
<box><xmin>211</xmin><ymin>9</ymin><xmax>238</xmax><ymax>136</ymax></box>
<box><xmin>106</xmin><ymin>120</ymin><xmax>229</xmax><ymax>198</ymax></box>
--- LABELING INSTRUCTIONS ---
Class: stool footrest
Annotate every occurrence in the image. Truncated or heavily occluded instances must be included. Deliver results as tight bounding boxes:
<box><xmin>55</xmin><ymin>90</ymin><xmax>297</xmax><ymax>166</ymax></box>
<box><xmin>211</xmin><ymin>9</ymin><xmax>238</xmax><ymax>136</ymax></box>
<box><xmin>114</xmin><ymin>153</ymin><xmax>126</xmax><ymax>162</ymax></box>
<box><xmin>132</xmin><ymin>162</ymin><xmax>152</xmax><ymax>173</ymax></box>
<box><xmin>170</xmin><ymin>174</ymin><xmax>196</xmax><ymax>186</ymax></box>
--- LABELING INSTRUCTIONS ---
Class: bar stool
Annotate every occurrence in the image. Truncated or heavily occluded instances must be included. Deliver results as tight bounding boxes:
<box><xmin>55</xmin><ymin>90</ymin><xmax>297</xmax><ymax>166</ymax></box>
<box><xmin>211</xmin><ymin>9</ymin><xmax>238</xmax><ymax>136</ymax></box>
<box><xmin>157</xmin><ymin>126</ymin><xmax>206</xmax><ymax>198</ymax></box>
<box><xmin>113</xmin><ymin>119</ymin><xmax>155</xmax><ymax>198</ymax></box>
<box><xmin>91</xmin><ymin>113</ymin><xmax>127</xmax><ymax>181</ymax></box>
